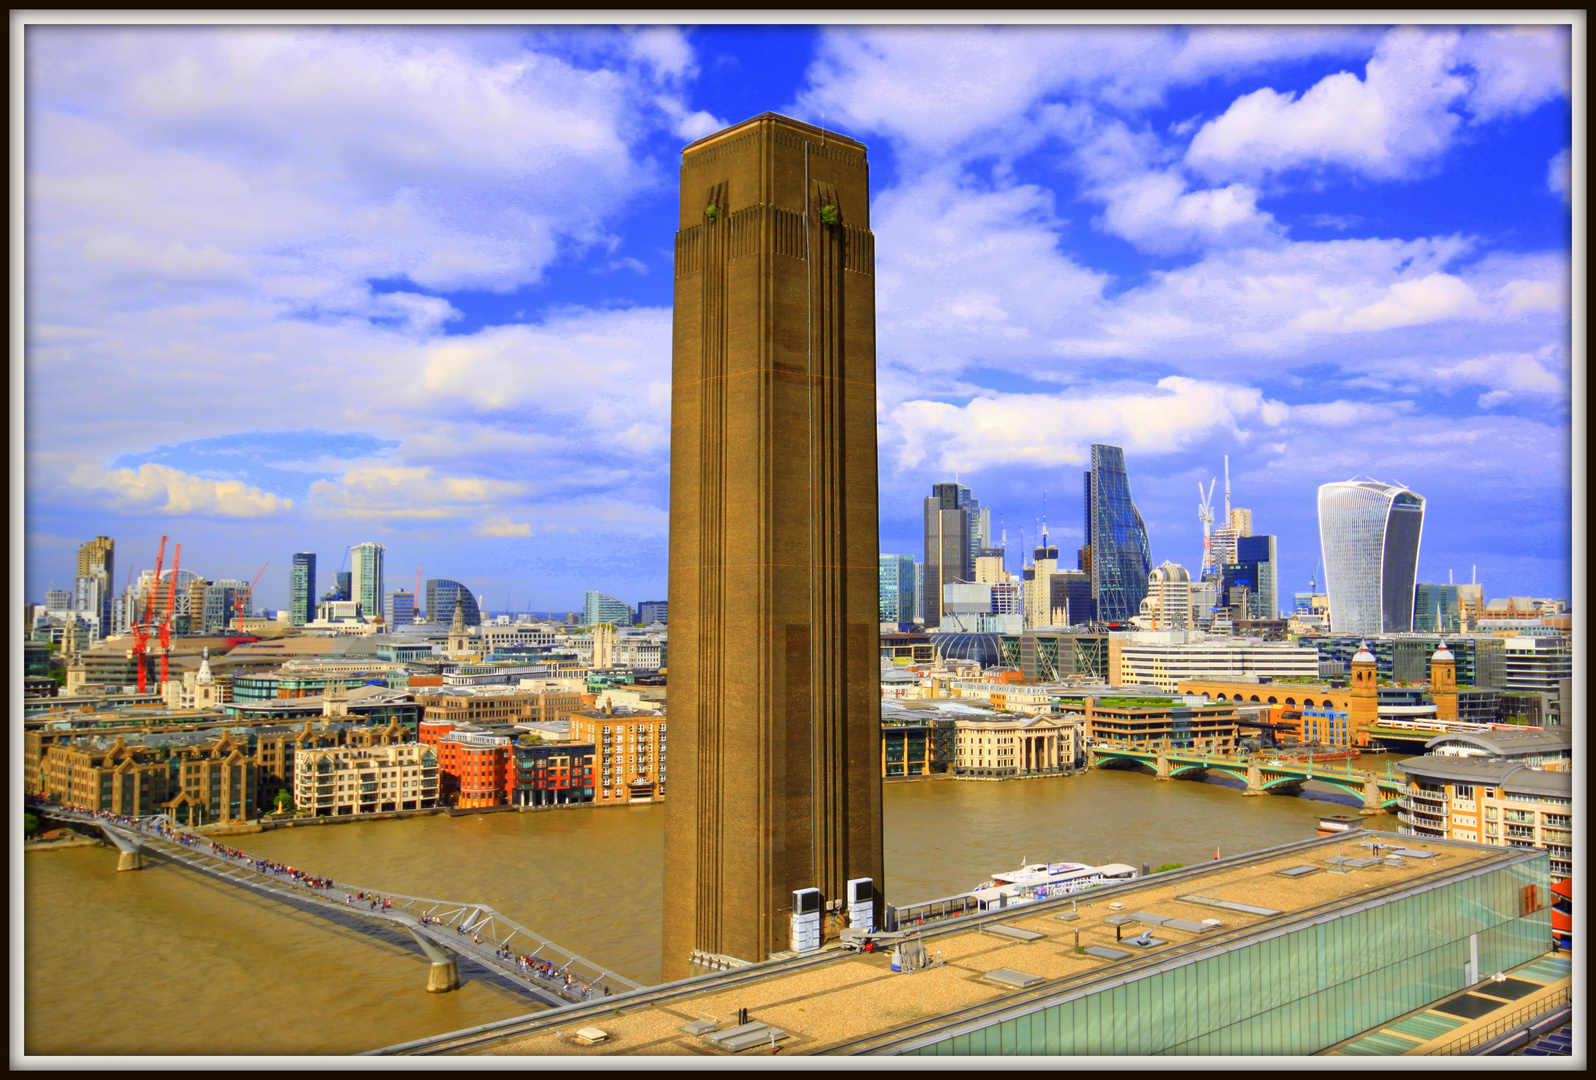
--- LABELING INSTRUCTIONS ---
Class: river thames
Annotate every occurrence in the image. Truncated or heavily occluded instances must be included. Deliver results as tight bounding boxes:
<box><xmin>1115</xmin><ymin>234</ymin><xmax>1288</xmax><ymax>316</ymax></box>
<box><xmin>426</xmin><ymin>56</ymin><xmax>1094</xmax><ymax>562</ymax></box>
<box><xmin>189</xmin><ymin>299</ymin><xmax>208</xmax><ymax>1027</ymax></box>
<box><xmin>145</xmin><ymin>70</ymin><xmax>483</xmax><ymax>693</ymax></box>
<box><xmin>24</xmin><ymin>759</ymin><xmax>1403</xmax><ymax>1055</ymax></box>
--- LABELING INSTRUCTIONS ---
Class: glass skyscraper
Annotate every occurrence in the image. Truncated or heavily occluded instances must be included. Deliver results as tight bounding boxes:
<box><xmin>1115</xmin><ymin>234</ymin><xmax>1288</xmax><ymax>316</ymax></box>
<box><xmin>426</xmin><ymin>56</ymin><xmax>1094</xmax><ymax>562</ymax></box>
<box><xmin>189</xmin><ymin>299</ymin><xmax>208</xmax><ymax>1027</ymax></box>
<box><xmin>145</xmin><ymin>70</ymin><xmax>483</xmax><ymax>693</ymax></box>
<box><xmin>1413</xmin><ymin>582</ymin><xmax>1461</xmax><ymax>633</ymax></box>
<box><xmin>1317</xmin><ymin>479</ymin><xmax>1426</xmax><ymax>636</ymax></box>
<box><xmin>582</xmin><ymin>590</ymin><xmax>631</xmax><ymax>627</ymax></box>
<box><xmin>426</xmin><ymin>579</ymin><xmax>482</xmax><ymax>626</ymax></box>
<box><xmin>1083</xmin><ymin>444</ymin><xmax>1152</xmax><ymax>623</ymax></box>
<box><xmin>290</xmin><ymin>552</ymin><xmax>316</xmax><ymax>627</ymax></box>
<box><xmin>923</xmin><ymin>482</ymin><xmax>976</xmax><ymax>629</ymax></box>
<box><xmin>351</xmin><ymin>542</ymin><xmax>385</xmax><ymax>620</ymax></box>
<box><xmin>878</xmin><ymin>554</ymin><xmax>916</xmax><ymax>625</ymax></box>
<box><xmin>1224</xmin><ymin>534</ymin><xmax>1278</xmax><ymax>620</ymax></box>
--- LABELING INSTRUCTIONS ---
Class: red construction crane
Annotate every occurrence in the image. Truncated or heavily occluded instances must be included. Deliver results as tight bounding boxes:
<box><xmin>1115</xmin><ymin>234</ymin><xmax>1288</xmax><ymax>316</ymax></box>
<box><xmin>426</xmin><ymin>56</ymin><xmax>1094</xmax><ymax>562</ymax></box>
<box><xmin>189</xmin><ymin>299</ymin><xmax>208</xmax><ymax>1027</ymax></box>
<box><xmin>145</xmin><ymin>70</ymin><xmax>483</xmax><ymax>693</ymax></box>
<box><xmin>129</xmin><ymin>535</ymin><xmax>167</xmax><ymax>693</ymax></box>
<box><xmin>158</xmin><ymin>543</ymin><xmax>181</xmax><ymax>687</ymax></box>
<box><xmin>233</xmin><ymin>562</ymin><xmax>268</xmax><ymax>631</ymax></box>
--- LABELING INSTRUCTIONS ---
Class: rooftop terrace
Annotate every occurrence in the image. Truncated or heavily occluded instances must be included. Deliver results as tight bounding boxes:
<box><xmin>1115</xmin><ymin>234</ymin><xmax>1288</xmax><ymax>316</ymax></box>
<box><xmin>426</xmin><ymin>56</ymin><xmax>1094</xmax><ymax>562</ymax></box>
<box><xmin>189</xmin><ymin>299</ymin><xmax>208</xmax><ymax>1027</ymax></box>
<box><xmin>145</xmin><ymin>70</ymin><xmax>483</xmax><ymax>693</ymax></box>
<box><xmin>377</xmin><ymin>831</ymin><xmax>1539</xmax><ymax>1057</ymax></box>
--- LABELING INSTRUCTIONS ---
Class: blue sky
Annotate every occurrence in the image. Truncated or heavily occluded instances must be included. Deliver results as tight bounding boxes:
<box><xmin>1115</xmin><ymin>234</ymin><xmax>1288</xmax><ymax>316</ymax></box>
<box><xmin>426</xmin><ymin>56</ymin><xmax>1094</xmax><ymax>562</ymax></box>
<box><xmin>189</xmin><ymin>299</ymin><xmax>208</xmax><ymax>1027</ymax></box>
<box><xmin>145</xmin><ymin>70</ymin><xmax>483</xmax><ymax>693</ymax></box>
<box><xmin>24</xmin><ymin>22</ymin><xmax>1574</xmax><ymax>613</ymax></box>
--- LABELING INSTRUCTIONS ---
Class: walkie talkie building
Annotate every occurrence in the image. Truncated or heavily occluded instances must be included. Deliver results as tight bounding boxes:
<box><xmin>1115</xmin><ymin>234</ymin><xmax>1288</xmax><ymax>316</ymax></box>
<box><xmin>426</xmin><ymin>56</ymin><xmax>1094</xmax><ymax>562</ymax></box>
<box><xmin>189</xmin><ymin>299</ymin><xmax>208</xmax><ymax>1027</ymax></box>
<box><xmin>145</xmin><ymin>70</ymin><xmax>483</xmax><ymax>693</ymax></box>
<box><xmin>1317</xmin><ymin>479</ymin><xmax>1426</xmax><ymax>636</ymax></box>
<box><xmin>1084</xmin><ymin>444</ymin><xmax>1152</xmax><ymax>623</ymax></box>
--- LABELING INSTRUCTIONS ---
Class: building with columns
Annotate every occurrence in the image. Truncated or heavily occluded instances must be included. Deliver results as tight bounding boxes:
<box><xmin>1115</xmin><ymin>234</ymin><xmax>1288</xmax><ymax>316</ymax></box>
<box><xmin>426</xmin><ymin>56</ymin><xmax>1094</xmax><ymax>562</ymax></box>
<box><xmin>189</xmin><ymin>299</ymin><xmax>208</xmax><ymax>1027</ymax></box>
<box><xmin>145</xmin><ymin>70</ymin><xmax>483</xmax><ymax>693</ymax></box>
<box><xmin>950</xmin><ymin>713</ymin><xmax>1082</xmax><ymax>779</ymax></box>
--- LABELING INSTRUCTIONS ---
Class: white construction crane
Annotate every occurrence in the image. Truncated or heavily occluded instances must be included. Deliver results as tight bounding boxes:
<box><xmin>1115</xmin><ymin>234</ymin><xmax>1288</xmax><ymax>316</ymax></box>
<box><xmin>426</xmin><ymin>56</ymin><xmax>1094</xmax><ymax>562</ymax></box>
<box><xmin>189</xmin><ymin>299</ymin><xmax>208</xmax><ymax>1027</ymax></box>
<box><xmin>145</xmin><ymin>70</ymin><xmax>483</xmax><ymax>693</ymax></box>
<box><xmin>1197</xmin><ymin>476</ymin><xmax>1217</xmax><ymax>574</ymax></box>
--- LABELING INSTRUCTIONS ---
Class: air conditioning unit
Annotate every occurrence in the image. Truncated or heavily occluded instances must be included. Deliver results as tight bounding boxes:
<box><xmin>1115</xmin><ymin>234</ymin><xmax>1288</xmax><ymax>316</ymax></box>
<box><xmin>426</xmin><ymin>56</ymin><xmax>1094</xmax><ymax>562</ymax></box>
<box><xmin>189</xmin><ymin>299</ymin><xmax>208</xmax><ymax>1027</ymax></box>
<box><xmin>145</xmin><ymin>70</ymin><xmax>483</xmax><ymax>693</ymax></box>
<box><xmin>790</xmin><ymin>888</ymin><xmax>822</xmax><ymax>953</ymax></box>
<box><xmin>846</xmin><ymin>877</ymin><xmax>875</xmax><ymax>933</ymax></box>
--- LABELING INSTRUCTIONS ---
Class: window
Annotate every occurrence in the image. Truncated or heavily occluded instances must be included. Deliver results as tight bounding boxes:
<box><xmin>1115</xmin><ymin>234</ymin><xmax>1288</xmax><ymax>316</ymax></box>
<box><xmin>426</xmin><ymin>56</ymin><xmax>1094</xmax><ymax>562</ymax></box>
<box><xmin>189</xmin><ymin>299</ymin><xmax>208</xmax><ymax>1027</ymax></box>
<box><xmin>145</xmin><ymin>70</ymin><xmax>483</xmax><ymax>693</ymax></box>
<box><xmin>1453</xmin><ymin>784</ymin><xmax>1474</xmax><ymax>800</ymax></box>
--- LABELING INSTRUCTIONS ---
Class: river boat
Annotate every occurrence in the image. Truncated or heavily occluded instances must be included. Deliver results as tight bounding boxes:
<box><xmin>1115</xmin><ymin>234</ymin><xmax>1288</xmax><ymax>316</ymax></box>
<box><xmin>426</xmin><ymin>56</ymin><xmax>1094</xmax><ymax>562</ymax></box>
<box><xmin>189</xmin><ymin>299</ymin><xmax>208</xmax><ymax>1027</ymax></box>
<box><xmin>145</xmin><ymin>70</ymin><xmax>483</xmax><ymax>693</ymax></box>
<box><xmin>969</xmin><ymin>859</ymin><xmax>1140</xmax><ymax>912</ymax></box>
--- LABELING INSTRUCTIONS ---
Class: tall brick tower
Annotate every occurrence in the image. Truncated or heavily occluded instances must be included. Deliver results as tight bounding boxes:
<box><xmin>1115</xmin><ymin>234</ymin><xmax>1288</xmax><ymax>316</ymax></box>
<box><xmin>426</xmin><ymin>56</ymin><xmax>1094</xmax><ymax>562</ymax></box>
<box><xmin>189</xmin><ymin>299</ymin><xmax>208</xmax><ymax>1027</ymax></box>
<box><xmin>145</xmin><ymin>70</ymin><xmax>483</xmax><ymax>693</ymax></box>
<box><xmin>661</xmin><ymin>113</ymin><xmax>883</xmax><ymax>979</ymax></box>
<box><xmin>1429</xmin><ymin>643</ymin><xmax>1458</xmax><ymax>723</ymax></box>
<box><xmin>1347</xmin><ymin>641</ymin><xmax>1379</xmax><ymax>747</ymax></box>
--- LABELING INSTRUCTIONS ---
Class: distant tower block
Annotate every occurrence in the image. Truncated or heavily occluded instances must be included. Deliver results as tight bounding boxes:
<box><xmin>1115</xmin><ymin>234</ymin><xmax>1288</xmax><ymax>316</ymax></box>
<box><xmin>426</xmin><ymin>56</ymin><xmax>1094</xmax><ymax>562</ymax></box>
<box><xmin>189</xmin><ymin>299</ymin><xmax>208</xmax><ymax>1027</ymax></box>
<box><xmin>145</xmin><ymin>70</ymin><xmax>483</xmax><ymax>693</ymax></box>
<box><xmin>662</xmin><ymin>113</ymin><xmax>884</xmax><ymax>979</ymax></box>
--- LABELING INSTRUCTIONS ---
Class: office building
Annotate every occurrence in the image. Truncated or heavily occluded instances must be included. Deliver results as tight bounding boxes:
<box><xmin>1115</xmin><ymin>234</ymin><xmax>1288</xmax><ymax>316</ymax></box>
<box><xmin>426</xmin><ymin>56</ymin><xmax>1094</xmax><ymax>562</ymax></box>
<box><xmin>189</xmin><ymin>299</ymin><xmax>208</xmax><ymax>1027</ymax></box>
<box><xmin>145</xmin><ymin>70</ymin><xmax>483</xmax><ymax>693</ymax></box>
<box><xmin>1022</xmin><ymin>531</ymin><xmax>1059</xmax><ymax>629</ymax></box>
<box><xmin>76</xmin><ymin>535</ymin><xmax>114</xmax><ymax>636</ymax></box>
<box><xmin>1139</xmin><ymin>561</ymin><xmax>1192</xmax><ymax>630</ymax></box>
<box><xmin>290</xmin><ymin>552</ymin><xmax>317</xmax><ymax>627</ymax></box>
<box><xmin>350</xmin><ymin>542</ymin><xmax>385</xmax><ymax>619</ymax></box>
<box><xmin>1236</xmin><ymin>534</ymin><xmax>1277</xmax><ymax>619</ymax></box>
<box><xmin>332</xmin><ymin>572</ymin><xmax>352</xmax><ymax>603</ymax></box>
<box><xmin>203</xmin><ymin>579</ymin><xmax>249</xmax><ymax>634</ymax></box>
<box><xmin>1413</xmin><ymin>582</ymin><xmax>1462</xmax><ymax>633</ymax></box>
<box><xmin>1084</xmin><ymin>444</ymin><xmax>1152</xmax><ymax>623</ymax></box>
<box><xmin>1317</xmin><ymin>479</ymin><xmax>1425</xmax><ymax>635</ymax></box>
<box><xmin>662</xmin><ymin>113</ymin><xmax>884</xmax><ymax>979</ymax></box>
<box><xmin>924</xmin><ymin>483</ymin><xmax>975</xmax><ymax>629</ymax></box>
<box><xmin>1115</xmin><ymin>637</ymin><xmax>1320</xmax><ymax>690</ymax></box>
<box><xmin>878</xmin><ymin>554</ymin><xmax>916</xmax><ymax>625</ymax></box>
<box><xmin>913</xmin><ymin>562</ymin><xmax>926</xmax><ymax>622</ymax></box>
<box><xmin>384</xmin><ymin>589</ymin><xmax>416</xmax><ymax>628</ymax></box>
<box><xmin>425</xmin><ymin>578</ymin><xmax>481</xmax><ymax>627</ymax></box>
<box><xmin>1047</xmin><ymin>570</ymin><xmax>1094</xmax><ymax>626</ymax></box>
<box><xmin>1502</xmin><ymin>636</ymin><xmax>1572</xmax><ymax>695</ymax></box>
<box><xmin>637</xmin><ymin>600</ymin><xmax>668</xmax><ymax>627</ymax></box>
<box><xmin>583</xmin><ymin>590</ymin><xmax>632</xmax><ymax>627</ymax></box>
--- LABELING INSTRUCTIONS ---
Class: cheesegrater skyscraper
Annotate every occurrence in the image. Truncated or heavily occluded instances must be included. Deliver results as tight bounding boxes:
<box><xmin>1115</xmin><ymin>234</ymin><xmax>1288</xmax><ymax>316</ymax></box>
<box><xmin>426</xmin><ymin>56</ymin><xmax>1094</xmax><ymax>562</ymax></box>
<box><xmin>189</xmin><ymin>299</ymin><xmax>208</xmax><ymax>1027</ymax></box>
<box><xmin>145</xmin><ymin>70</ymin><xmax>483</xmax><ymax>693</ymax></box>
<box><xmin>662</xmin><ymin>113</ymin><xmax>884</xmax><ymax>979</ymax></box>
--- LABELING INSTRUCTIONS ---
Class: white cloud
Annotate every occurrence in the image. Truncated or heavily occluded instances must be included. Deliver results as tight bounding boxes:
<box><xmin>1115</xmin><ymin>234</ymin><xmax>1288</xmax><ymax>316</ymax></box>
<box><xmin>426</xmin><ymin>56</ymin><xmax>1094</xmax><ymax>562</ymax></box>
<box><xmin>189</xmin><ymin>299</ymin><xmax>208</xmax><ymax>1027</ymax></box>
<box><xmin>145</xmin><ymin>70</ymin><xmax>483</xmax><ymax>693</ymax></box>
<box><xmin>1455</xmin><ymin>26</ymin><xmax>1571</xmax><ymax>121</ymax></box>
<box><xmin>307</xmin><ymin>465</ymin><xmax>525</xmax><ymax>521</ymax></box>
<box><xmin>478</xmin><ymin>515</ymin><xmax>534</xmax><ymax>537</ymax></box>
<box><xmin>1093</xmin><ymin>171</ymin><xmax>1277</xmax><ymax>255</ymax></box>
<box><xmin>1547</xmin><ymin>148</ymin><xmax>1571</xmax><ymax>203</ymax></box>
<box><xmin>68</xmin><ymin>462</ymin><xmax>293</xmax><ymax>518</ymax></box>
<box><xmin>883</xmin><ymin>376</ymin><xmax>1289</xmax><ymax>475</ymax></box>
<box><xmin>1186</xmin><ymin>26</ymin><xmax>1571</xmax><ymax>183</ymax></box>
<box><xmin>1186</xmin><ymin>28</ymin><xmax>1467</xmax><ymax>181</ymax></box>
<box><xmin>797</xmin><ymin>25</ymin><xmax>1376</xmax><ymax>158</ymax></box>
<box><xmin>1435</xmin><ymin>346</ymin><xmax>1568</xmax><ymax>405</ymax></box>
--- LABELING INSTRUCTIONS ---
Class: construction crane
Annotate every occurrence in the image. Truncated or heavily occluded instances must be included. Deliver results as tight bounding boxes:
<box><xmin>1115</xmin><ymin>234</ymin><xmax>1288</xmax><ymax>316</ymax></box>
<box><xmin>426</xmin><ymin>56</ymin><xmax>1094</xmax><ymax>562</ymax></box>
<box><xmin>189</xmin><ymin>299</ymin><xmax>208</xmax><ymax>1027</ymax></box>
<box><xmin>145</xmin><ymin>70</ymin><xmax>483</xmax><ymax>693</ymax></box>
<box><xmin>233</xmin><ymin>562</ymin><xmax>268</xmax><ymax>632</ymax></box>
<box><xmin>1197</xmin><ymin>476</ymin><xmax>1216</xmax><ymax>574</ymax></box>
<box><xmin>129</xmin><ymin>535</ymin><xmax>167</xmax><ymax>693</ymax></box>
<box><xmin>158</xmin><ymin>543</ymin><xmax>181</xmax><ymax>687</ymax></box>
<box><xmin>416</xmin><ymin>564</ymin><xmax>423</xmax><ymax>620</ymax></box>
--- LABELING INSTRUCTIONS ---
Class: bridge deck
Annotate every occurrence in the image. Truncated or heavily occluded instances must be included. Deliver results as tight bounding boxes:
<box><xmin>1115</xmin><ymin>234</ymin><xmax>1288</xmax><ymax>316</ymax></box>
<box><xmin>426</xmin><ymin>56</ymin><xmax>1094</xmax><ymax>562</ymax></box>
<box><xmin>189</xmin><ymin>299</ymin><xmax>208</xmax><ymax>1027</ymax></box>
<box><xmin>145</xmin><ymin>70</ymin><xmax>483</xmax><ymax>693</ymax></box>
<box><xmin>35</xmin><ymin>806</ymin><xmax>640</xmax><ymax>1004</ymax></box>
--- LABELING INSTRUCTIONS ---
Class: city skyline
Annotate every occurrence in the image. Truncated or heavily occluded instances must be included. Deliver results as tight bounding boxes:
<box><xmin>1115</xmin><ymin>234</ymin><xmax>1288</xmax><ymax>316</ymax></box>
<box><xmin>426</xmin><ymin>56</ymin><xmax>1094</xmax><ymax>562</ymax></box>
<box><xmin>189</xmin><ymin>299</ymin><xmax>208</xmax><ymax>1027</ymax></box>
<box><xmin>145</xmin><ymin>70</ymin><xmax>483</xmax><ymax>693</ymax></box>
<box><xmin>23</xmin><ymin>22</ymin><xmax>1574</xmax><ymax>611</ymax></box>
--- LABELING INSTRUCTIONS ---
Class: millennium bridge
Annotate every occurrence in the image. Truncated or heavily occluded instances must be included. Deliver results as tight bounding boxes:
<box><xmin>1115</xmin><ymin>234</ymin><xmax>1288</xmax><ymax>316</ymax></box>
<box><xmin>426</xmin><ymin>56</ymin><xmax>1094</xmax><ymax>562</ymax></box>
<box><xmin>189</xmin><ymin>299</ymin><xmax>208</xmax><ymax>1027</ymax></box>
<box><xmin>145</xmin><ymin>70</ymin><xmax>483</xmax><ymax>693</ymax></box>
<box><xmin>32</xmin><ymin>804</ymin><xmax>644</xmax><ymax>1003</ymax></box>
<box><xmin>1088</xmin><ymin>744</ymin><xmax>1404</xmax><ymax>813</ymax></box>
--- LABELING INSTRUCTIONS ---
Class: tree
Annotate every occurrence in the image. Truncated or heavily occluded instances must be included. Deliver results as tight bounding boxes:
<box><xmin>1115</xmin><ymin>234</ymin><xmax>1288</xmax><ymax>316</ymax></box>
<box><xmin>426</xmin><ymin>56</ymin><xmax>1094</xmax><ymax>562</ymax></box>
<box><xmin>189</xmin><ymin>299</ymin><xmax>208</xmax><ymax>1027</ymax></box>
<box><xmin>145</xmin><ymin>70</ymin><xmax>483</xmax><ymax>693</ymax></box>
<box><xmin>273</xmin><ymin>790</ymin><xmax>296</xmax><ymax>815</ymax></box>
<box><xmin>24</xmin><ymin>813</ymin><xmax>41</xmax><ymax>838</ymax></box>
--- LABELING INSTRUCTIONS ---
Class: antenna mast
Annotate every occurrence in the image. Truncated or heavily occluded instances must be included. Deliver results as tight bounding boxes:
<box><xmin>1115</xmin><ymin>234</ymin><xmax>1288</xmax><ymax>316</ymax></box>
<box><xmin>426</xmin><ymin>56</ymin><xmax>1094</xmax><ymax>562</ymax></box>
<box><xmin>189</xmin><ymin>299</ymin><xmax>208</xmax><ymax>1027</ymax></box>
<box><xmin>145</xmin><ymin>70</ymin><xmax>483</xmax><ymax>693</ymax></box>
<box><xmin>1223</xmin><ymin>454</ymin><xmax>1231</xmax><ymax>521</ymax></box>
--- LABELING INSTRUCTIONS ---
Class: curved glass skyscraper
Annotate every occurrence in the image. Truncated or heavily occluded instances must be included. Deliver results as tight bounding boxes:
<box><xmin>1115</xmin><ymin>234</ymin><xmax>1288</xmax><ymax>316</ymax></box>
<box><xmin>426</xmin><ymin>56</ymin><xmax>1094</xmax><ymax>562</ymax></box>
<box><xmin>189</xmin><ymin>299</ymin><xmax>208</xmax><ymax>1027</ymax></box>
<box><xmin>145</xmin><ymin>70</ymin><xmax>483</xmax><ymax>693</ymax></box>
<box><xmin>1084</xmin><ymin>444</ymin><xmax>1153</xmax><ymax>623</ymax></box>
<box><xmin>425</xmin><ymin>578</ymin><xmax>481</xmax><ymax>626</ymax></box>
<box><xmin>1317</xmin><ymin>479</ymin><xmax>1426</xmax><ymax>636</ymax></box>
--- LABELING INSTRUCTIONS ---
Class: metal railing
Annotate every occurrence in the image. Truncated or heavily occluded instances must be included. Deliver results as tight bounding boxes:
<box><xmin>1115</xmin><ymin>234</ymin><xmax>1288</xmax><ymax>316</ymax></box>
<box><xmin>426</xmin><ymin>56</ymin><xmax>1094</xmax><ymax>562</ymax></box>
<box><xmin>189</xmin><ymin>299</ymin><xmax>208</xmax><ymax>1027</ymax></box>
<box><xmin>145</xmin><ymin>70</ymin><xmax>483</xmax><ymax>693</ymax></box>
<box><xmin>1427</xmin><ymin>987</ymin><xmax>1570</xmax><ymax>1055</ymax></box>
<box><xmin>32</xmin><ymin>803</ymin><xmax>643</xmax><ymax>1002</ymax></box>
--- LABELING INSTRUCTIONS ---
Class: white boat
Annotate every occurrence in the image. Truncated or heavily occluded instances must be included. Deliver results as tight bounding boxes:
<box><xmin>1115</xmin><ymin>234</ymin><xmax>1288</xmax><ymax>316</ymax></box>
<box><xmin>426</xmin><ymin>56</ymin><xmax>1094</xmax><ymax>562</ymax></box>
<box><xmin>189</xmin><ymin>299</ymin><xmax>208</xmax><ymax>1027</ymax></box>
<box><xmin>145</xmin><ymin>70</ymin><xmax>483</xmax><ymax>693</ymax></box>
<box><xmin>969</xmin><ymin>859</ymin><xmax>1140</xmax><ymax>912</ymax></box>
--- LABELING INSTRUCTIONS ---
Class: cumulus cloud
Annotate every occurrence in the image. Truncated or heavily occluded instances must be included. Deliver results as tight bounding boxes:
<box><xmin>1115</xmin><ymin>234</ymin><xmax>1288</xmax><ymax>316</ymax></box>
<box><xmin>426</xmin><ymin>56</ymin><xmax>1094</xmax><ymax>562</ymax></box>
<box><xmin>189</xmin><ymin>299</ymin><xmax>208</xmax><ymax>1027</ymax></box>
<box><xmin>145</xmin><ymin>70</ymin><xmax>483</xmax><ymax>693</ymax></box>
<box><xmin>1186</xmin><ymin>26</ymin><xmax>1571</xmax><ymax>183</ymax></box>
<box><xmin>883</xmin><ymin>376</ymin><xmax>1290</xmax><ymax>474</ymax></box>
<box><xmin>68</xmin><ymin>462</ymin><xmax>293</xmax><ymax>518</ymax></box>
<box><xmin>1547</xmin><ymin>148</ymin><xmax>1571</xmax><ymax>203</ymax></box>
<box><xmin>307</xmin><ymin>465</ymin><xmax>526</xmax><ymax>521</ymax></box>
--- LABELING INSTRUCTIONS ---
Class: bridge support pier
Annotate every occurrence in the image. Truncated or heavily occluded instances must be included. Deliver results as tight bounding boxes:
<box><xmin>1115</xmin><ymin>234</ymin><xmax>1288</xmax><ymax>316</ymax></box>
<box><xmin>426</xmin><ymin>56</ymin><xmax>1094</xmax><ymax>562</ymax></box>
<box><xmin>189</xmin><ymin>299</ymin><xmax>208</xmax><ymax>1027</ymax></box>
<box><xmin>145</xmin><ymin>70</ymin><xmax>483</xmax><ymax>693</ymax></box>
<box><xmin>1359</xmin><ymin>776</ymin><xmax>1387</xmax><ymax>816</ymax></box>
<box><xmin>1244</xmin><ymin>761</ymin><xmax>1265</xmax><ymax>797</ymax></box>
<box><xmin>98</xmin><ymin>824</ymin><xmax>146</xmax><ymax>871</ymax></box>
<box><xmin>407</xmin><ymin>926</ymin><xmax>461</xmax><ymax>994</ymax></box>
<box><xmin>1155</xmin><ymin>750</ymin><xmax>1172</xmax><ymax>781</ymax></box>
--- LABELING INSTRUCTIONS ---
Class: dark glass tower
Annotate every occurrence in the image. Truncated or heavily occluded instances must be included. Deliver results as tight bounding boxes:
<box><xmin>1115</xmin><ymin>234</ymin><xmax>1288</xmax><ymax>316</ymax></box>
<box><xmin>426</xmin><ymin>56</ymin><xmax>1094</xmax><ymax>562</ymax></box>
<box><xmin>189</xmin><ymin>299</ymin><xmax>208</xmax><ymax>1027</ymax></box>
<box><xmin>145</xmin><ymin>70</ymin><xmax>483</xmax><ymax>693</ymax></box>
<box><xmin>290</xmin><ymin>552</ymin><xmax>316</xmax><ymax>627</ymax></box>
<box><xmin>923</xmin><ymin>482</ymin><xmax>974</xmax><ymax>629</ymax></box>
<box><xmin>425</xmin><ymin>578</ymin><xmax>481</xmax><ymax>626</ymax></box>
<box><xmin>1084</xmin><ymin>444</ymin><xmax>1152</xmax><ymax>623</ymax></box>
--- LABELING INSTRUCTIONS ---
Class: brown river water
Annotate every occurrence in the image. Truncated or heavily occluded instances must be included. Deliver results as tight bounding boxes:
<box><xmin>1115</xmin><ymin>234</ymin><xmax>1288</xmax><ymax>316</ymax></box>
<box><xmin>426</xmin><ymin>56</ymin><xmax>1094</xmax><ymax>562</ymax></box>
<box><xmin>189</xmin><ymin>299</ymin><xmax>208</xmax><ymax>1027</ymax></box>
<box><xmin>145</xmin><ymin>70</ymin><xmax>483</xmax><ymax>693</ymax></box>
<box><xmin>24</xmin><ymin>757</ymin><xmax>1403</xmax><ymax>1056</ymax></box>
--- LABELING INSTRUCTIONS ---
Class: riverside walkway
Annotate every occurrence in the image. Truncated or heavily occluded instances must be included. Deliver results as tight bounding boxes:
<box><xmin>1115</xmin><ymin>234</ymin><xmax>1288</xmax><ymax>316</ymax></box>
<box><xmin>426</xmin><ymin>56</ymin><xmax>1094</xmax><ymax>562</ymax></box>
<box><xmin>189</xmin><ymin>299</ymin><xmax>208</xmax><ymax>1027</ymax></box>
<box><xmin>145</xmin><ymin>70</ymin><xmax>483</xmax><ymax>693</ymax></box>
<box><xmin>31</xmin><ymin>803</ymin><xmax>644</xmax><ymax>1003</ymax></box>
<box><xmin>1089</xmin><ymin>744</ymin><xmax>1404</xmax><ymax>812</ymax></box>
